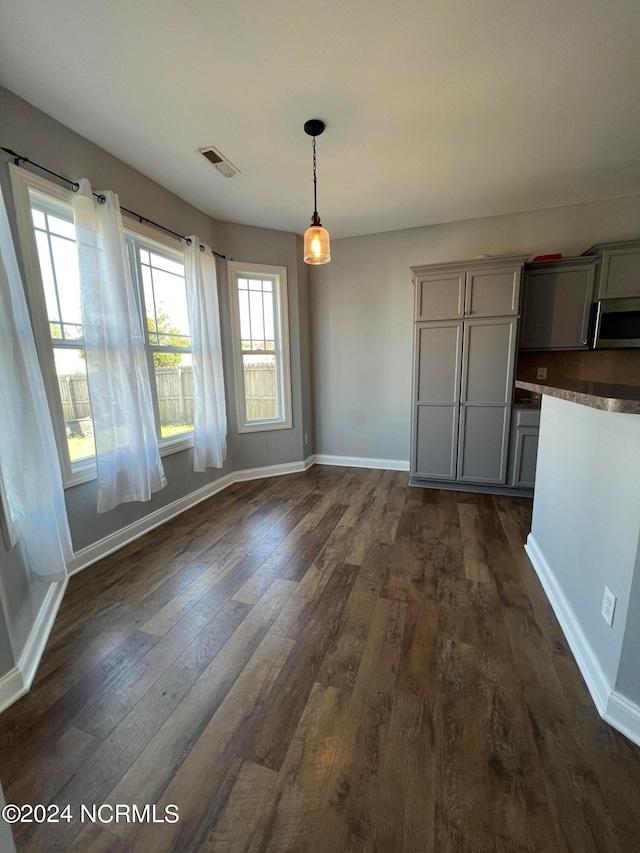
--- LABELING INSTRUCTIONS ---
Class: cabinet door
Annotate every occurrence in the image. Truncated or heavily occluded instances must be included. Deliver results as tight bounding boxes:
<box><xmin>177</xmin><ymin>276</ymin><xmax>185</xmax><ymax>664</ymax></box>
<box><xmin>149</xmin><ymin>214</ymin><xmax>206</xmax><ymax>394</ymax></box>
<box><xmin>415</xmin><ymin>272</ymin><xmax>465</xmax><ymax>321</ymax></box>
<box><xmin>465</xmin><ymin>265</ymin><xmax>521</xmax><ymax>318</ymax></box>
<box><xmin>597</xmin><ymin>245</ymin><xmax>640</xmax><ymax>299</ymax></box>
<box><xmin>457</xmin><ymin>317</ymin><xmax>517</xmax><ymax>484</ymax></box>
<box><xmin>511</xmin><ymin>427</ymin><xmax>539</xmax><ymax>488</ymax></box>
<box><xmin>520</xmin><ymin>263</ymin><xmax>596</xmax><ymax>349</ymax></box>
<box><xmin>412</xmin><ymin>321</ymin><xmax>463</xmax><ymax>480</ymax></box>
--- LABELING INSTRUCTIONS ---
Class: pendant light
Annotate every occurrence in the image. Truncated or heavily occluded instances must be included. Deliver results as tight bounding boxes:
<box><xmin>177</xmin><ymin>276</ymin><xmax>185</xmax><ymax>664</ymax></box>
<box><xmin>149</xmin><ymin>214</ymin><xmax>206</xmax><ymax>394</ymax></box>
<box><xmin>303</xmin><ymin>119</ymin><xmax>330</xmax><ymax>265</ymax></box>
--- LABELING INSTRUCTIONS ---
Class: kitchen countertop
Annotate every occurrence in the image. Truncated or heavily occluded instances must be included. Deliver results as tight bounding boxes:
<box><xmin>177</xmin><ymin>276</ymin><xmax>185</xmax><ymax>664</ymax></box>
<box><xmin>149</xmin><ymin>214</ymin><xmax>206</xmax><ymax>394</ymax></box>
<box><xmin>516</xmin><ymin>378</ymin><xmax>640</xmax><ymax>415</ymax></box>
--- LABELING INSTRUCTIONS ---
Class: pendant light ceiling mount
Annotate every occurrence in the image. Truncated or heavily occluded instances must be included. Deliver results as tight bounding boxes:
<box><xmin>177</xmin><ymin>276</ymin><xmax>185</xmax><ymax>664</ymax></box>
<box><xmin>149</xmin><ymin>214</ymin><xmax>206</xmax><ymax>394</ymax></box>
<box><xmin>303</xmin><ymin>118</ymin><xmax>331</xmax><ymax>265</ymax></box>
<box><xmin>304</xmin><ymin>119</ymin><xmax>325</xmax><ymax>138</ymax></box>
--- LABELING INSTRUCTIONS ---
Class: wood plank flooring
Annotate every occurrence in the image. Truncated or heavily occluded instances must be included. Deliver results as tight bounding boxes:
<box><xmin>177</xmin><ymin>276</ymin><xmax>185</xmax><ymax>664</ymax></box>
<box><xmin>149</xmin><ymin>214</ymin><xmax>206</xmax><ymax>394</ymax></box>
<box><xmin>1</xmin><ymin>466</ymin><xmax>640</xmax><ymax>852</ymax></box>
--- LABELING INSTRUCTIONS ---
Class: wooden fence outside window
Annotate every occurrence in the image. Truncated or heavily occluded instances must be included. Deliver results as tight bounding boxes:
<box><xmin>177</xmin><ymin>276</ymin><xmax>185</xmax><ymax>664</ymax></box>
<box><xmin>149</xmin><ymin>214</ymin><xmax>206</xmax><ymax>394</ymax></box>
<box><xmin>58</xmin><ymin>363</ymin><xmax>277</xmax><ymax>431</ymax></box>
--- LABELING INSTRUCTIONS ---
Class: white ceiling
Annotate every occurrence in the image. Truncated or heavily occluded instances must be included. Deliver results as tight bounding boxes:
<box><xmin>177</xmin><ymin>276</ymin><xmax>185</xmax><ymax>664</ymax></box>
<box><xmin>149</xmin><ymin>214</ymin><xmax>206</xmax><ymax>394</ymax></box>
<box><xmin>1</xmin><ymin>0</ymin><xmax>640</xmax><ymax>239</ymax></box>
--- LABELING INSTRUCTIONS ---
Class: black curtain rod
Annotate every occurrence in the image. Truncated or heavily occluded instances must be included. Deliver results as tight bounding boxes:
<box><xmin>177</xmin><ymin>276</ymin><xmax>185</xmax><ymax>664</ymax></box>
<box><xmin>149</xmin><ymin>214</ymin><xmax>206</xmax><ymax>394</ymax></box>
<box><xmin>1</xmin><ymin>147</ymin><xmax>227</xmax><ymax>260</ymax></box>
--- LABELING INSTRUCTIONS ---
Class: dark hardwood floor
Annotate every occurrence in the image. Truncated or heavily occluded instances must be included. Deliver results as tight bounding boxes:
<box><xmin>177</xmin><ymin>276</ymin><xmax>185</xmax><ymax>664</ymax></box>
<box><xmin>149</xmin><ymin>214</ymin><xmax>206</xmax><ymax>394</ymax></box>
<box><xmin>1</xmin><ymin>466</ymin><xmax>640</xmax><ymax>852</ymax></box>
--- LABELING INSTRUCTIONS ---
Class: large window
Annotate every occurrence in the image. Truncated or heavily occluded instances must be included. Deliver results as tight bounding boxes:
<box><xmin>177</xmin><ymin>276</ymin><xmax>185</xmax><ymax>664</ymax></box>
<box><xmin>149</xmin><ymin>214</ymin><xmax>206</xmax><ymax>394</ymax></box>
<box><xmin>227</xmin><ymin>261</ymin><xmax>292</xmax><ymax>433</ymax></box>
<box><xmin>10</xmin><ymin>165</ymin><xmax>194</xmax><ymax>487</ymax></box>
<box><xmin>30</xmin><ymin>195</ymin><xmax>95</xmax><ymax>466</ymax></box>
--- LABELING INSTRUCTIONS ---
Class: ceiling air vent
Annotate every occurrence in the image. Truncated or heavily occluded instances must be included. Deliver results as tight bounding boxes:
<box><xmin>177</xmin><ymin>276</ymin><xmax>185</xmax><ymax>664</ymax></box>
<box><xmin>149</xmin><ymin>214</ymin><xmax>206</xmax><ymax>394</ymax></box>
<box><xmin>199</xmin><ymin>145</ymin><xmax>240</xmax><ymax>178</ymax></box>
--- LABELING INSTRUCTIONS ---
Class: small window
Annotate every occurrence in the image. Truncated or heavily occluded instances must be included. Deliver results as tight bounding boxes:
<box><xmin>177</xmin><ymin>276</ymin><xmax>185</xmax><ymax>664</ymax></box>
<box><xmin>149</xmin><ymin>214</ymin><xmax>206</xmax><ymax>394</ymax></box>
<box><xmin>228</xmin><ymin>262</ymin><xmax>292</xmax><ymax>433</ymax></box>
<box><xmin>130</xmin><ymin>236</ymin><xmax>194</xmax><ymax>443</ymax></box>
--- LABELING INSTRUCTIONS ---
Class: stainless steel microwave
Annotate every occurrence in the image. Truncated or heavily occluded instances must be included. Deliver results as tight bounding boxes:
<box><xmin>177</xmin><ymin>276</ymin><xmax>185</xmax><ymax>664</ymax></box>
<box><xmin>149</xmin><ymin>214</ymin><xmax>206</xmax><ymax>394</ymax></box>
<box><xmin>593</xmin><ymin>297</ymin><xmax>640</xmax><ymax>348</ymax></box>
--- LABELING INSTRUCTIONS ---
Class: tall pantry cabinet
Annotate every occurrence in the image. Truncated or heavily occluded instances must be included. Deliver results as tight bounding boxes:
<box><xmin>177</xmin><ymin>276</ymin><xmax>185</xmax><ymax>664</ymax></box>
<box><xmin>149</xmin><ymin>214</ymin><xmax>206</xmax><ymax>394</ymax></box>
<box><xmin>410</xmin><ymin>255</ymin><xmax>528</xmax><ymax>488</ymax></box>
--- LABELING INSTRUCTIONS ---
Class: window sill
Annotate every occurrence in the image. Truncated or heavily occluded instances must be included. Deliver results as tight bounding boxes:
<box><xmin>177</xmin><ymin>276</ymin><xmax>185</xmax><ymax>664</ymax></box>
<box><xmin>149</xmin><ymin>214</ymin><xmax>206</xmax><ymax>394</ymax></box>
<box><xmin>237</xmin><ymin>420</ymin><xmax>293</xmax><ymax>434</ymax></box>
<box><xmin>160</xmin><ymin>433</ymin><xmax>194</xmax><ymax>456</ymax></box>
<box><xmin>65</xmin><ymin>463</ymin><xmax>98</xmax><ymax>489</ymax></box>
<box><xmin>62</xmin><ymin>434</ymin><xmax>195</xmax><ymax>490</ymax></box>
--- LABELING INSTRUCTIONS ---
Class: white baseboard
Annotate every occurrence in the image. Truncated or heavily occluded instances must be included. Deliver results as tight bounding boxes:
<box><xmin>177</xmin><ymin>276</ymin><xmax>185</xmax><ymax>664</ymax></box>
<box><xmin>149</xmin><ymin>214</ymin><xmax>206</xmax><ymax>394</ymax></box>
<box><xmin>68</xmin><ymin>473</ymin><xmax>234</xmax><ymax>576</ymax></box>
<box><xmin>312</xmin><ymin>454</ymin><xmax>410</xmax><ymax>472</ymax></box>
<box><xmin>0</xmin><ymin>578</ymin><xmax>67</xmax><ymax>713</ymax></box>
<box><xmin>605</xmin><ymin>691</ymin><xmax>640</xmax><ymax>748</ymax></box>
<box><xmin>525</xmin><ymin>534</ymin><xmax>640</xmax><ymax>747</ymax></box>
<box><xmin>0</xmin><ymin>666</ymin><xmax>25</xmax><ymax>714</ymax></box>
<box><xmin>18</xmin><ymin>580</ymin><xmax>68</xmax><ymax>689</ymax></box>
<box><xmin>233</xmin><ymin>460</ymin><xmax>308</xmax><ymax>482</ymax></box>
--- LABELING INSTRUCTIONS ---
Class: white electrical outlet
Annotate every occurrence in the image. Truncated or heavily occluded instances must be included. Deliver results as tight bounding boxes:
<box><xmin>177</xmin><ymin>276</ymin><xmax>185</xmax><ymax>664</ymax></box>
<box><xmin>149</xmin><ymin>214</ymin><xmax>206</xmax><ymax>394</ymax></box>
<box><xmin>536</xmin><ymin>367</ymin><xmax>548</xmax><ymax>380</ymax></box>
<box><xmin>304</xmin><ymin>433</ymin><xmax>309</xmax><ymax>446</ymax></box>
<box><xmin>601</xmin><ymin>585</ymin><xmax>617</xmax><ymax>627</ymax></box>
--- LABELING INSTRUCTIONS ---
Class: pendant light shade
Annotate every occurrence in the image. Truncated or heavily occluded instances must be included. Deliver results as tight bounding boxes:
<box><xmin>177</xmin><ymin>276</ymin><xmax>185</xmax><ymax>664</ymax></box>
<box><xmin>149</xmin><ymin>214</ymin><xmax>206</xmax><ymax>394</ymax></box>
<box><xmin>303</xmin><ymin>119</ymin><xmax>330</xmax><ymax>265</ymax></box>
<box><xmin>304</xmin><ymin>216</ymin><xmax>331</xmax><ymax>265</ymax></box>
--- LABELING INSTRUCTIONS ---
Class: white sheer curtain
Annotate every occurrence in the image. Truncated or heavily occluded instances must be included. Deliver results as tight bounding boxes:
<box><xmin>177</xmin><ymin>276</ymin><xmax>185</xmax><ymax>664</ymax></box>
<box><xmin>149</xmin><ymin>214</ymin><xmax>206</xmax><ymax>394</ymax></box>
<box><xmin>184</xmin><ymin>238</ymin><xmax>227</xmax><ymax>471</ymax></box>
<box><xmin>71</xmin><ymin>179</ymin><xmax>166</xmax><ymax>513</ymax></box>
<box><xmin>0</xmin><ymin>184</ymin><xmax>72</xmax><ymax>581</ymax></box>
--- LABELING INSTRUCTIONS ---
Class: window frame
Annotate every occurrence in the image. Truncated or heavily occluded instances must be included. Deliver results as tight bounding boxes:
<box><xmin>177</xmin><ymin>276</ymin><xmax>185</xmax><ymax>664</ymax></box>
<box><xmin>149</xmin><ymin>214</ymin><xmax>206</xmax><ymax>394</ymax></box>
<box><xmin>227</xmin><ymin>260</ymin><xmax>292</xmax><ymax>433</ymax></box>
<box><xmin>9</xmin><ymin>165</ymin><xmax>195</xmax><ymax>488</ymax></box>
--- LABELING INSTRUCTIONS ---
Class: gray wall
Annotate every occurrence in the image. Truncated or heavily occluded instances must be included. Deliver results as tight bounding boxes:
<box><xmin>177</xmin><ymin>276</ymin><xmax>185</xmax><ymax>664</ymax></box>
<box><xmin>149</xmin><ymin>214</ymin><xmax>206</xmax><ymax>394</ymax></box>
<box><xmin>530</xmin><ymin>396</ymin><xmax>640</xmax><ymax>686</ymax></box>
<box><xmin>309</xmin><ymin>194</ymin><xmax>640</xmax><ymax>460</ymax></box>
<box><xmin>0</xmin><ymin>86</ymin><xmax>312</xmax><ymax>677</ymax></box>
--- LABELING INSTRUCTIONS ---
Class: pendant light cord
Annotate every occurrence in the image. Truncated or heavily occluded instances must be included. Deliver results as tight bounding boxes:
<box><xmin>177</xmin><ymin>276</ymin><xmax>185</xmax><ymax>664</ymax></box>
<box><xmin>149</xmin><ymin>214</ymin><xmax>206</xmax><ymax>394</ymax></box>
<box><xmin>312</xmin><ymin>136</ymin><xmax>318</xmax><ymax>216</ymax></box>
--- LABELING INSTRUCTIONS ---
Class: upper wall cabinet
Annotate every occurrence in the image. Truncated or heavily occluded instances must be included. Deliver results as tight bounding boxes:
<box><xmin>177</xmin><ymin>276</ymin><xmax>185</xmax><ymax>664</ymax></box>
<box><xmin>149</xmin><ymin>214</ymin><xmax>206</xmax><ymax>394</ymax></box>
<box><xmin>520</xmin><ymin>256</ymin><xmax>598</xmax><ymax>350</ymax></box>
<box><xmin>465</xmin><ymin>265</ymin><xmax>521</xmax><ymax>318</ymax></box>
<box><xmin>414</xmin><ymin>271</ymin><xmax>465</xmax><ymax>321</ymax></box>
<box><xmin>589</xmin><ymin>240</ymin><xmax>640</xmax><ymax>300</ymax></box>
<box><xmin>412</xmin><ymin>255</ymin><xmax>529</xmax><ymax>321</ymax></box>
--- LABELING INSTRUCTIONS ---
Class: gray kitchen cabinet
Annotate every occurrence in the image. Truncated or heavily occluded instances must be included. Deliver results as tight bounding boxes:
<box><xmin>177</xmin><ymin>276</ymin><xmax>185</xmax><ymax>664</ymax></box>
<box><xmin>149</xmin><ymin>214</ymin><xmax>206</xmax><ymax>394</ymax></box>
<box><xmin>507</xmin><ymin>408</ymin><xmax>540</xmax><ymax>489</ymax></box>
<box><xmin>465</xmin><ymin>265</ymin><xmax>521</xmax><ymax>318</ymax></box>
<box><xmin>413</xmin><ymin>321</ymin><xmax>463</xmax><ymax>479</ymax></box>
<box><xmin>591</xmin><ymin>240</ymin><xmax>640</xmax><ymax>300</ymax></box>
<box><xmin>520</xmin><ymin>257</ymin><xmax>597</xmax><ymax>350</ymax></box>
<box><xmin>413</xmin><ymin>256</ymin><xmax>525</xmax><ymax>321</ymax></box>
<box><xmin>457</xmin><ymin>317</ymin><xmax>518</xmax><ymax>483</ymax></box>
<box><xmin>410</xmin><ymin>255</ymin><xmax>527</xmax><ymax>489</ymax></box>
<box><xmin>414</xmin><ymin>271</ymin><xmax>465</xmax><ymax>321</ymax></box>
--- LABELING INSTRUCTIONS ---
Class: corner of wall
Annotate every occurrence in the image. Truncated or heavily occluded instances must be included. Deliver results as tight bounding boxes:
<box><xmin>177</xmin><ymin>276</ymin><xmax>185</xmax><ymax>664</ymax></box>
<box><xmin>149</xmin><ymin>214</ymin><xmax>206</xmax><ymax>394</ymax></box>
<box><xmin>525</xmin><ymin>533</ymin><xmax>640</xmax><ymax>748</ymax></box>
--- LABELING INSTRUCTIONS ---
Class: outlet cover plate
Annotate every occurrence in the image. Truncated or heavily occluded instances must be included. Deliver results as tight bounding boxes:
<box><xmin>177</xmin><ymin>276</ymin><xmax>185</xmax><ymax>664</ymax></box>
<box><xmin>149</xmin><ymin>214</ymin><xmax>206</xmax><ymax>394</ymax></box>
<box><xmin>602</xmin><ymin>585</ymin><xmax>617</xmax><ymax>627</ymax></box>
<box><xmin>536</xmin><ymin>367</ymin><xmax>548</xmax><ymax>380</ymax></box>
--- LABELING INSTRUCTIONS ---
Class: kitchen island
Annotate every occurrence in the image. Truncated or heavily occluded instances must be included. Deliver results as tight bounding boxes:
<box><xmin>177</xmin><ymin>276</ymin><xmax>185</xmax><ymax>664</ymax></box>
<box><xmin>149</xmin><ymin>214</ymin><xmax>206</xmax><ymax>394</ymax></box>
<box><xmin>516</xmin><ymin>378</ymin><xmax>640</xmax><ymax>745</ymax></box>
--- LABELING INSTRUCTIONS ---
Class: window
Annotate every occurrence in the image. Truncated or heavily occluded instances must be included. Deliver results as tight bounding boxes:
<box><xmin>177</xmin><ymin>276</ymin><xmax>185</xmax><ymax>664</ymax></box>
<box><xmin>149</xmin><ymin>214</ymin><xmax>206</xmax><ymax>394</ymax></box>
<box><xmin>227</xmin><ymin>261</ymin><xmax>292</xmax><ymax>433</ymax></box>
<box><xmin>30</xmin><ymin>196</ymin><xmax>96</xmax><ymax>467</ymax></box>
<box><xmin>9</xmin><ymin>165</ymin><xmax>194</xmax><ymax>488</ymax></box>
<box><xmin>129</xmin><ymin>236</ymin><xmax>193</xmax><ymax>442</ymax></box>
